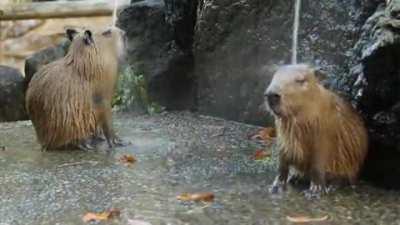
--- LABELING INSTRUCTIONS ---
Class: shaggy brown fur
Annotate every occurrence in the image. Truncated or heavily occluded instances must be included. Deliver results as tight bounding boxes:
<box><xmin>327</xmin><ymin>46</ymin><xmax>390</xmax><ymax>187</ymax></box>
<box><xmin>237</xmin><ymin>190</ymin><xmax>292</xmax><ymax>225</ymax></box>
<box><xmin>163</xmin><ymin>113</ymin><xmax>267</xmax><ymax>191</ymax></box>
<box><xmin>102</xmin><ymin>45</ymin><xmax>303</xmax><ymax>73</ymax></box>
<box><xmin>264</xmin><ymin>64</ymin><xmax>368</xmax><ymax>194</ymax></box>
<box><xmin>26</xmin><ymin>27</ymin><xmax>126</xmax><ymax>150</ymax></box>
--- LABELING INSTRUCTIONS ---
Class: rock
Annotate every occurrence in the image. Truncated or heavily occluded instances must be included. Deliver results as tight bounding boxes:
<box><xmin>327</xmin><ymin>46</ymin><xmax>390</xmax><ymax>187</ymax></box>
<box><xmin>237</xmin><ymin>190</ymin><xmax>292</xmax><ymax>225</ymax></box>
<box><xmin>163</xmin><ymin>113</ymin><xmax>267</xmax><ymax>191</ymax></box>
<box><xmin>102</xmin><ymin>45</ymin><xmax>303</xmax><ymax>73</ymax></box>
<box><xmin>194</xmin><ymin>0</ymin><xmax>365</xmax><ymax>124</ymax></box>
<box><xmin>24</xmin><ymin>39</ymin><xmax>70</xmax><ymax>91</ymax></box>
<box><xmin>0</xmin><ymin>66</ymin><xmax>28</xmax><ymax>122</ymax></box>
<box><xmin>118</xmin><ymin>0</ymin><xmax>197</xmax><ymax>110</ymax></box>
<box><xmin>337</xmin><ymin>1</ymin><xmax>400</xmax><ymax>188</ymax></box>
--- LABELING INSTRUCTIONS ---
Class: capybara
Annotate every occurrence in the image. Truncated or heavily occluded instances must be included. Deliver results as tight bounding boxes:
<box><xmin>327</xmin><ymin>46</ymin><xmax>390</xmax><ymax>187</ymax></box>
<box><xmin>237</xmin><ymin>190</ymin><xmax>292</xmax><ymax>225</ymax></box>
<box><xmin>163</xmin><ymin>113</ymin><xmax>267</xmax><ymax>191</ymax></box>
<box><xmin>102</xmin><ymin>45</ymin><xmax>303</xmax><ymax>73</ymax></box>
<box><xmin>264</xmin><ymin>64</ymin><xmax>368</xmax><ymax>195</ymax></box>
<box><xmin>26</xmin><ymin>27</ymin><xmax>126</xmax><ymax>150</ymax></box>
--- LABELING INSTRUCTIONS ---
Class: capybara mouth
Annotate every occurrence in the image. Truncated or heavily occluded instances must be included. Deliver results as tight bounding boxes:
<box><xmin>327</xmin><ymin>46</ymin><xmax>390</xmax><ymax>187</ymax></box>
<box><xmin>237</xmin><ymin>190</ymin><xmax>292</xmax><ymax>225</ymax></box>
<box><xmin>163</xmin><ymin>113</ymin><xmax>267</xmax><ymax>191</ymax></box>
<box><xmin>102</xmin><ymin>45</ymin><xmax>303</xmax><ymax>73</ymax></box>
<box><xmin>269</xmin><ymin>104</ymin><xmax>283</xmax><ymax>117</ymax></box>
<box><xmin>265</xmin><ymin>93</ymin><xmax>282</xmax><ymax>117</ymax></box>
<box><xmin>265</xmin><ymin>99</ymin><xmax>282</xmax><ymax>117</ymax></box>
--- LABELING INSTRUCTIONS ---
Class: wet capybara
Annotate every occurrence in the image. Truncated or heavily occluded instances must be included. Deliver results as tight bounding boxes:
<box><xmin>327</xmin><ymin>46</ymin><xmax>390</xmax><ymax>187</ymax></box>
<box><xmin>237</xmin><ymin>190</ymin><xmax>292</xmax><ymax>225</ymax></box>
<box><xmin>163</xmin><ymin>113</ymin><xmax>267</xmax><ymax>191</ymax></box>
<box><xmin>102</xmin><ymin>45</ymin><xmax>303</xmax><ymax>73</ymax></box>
<box><xmin>264</xmin><ymin>64</ymin><xmax>368</xmax><ymax>195</ymax></box>
<box><xmin>26</xmin><ymin>27</ymin><xmax>126</xmax><ymax>150</ymax></box>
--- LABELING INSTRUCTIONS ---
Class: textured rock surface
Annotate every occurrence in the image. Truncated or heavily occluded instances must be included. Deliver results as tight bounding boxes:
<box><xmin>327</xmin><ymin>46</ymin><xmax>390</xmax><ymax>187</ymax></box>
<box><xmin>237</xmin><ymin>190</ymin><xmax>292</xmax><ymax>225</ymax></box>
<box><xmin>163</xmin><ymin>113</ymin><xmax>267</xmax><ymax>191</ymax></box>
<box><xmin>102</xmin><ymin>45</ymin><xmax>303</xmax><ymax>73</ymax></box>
<box><xmin>24</xmin><ymin>39</ymin><xmax>70</xmax><ymax>91</ymax></box>
<box><xmin>337</xmin><ymin>1</ymin><xmax>400</xmax><ymax>188</ymax></box>
<box><xmin>118</xmin><ymin>0</ymin><xmax>197</xmax><ymax>110</ymax></box>
<box><xmin>194</xmin><ymin>0</ymin><xmax>366</xmax><ymax>124</ymax></box>
<box><xmin>119</xmin><ymin>0</ymin><xmax>368</xmax><ymax>124</ymax></box>
<box><xmin>0</xmin><ymin>66</ymin><xmax>28</xmax><ymax>122</ymax></box>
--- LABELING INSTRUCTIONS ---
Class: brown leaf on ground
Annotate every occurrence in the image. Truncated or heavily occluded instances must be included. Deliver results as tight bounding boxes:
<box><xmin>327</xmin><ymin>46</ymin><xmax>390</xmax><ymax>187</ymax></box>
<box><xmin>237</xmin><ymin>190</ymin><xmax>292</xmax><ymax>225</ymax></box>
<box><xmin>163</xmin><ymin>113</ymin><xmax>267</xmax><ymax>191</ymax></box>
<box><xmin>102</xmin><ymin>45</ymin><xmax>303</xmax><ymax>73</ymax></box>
<box><xmin>250</xmin><ymin>127</ymin><xmax>276</xmax><ymax>142</ymax></box>
<box><xmin>177</xmin><ymin>192</ymin><xmax>215</xmax><ymax>202</ymax></box>
<box><xmin>119</xmin><ymin>154</ymin><xmax>137</xmax><ymax>166</ymax></box>
<box><xmin>82</xmin><ymin>208</ymin><xmax>121</xmax><ymax>222</ymax></box>
<box><xmin>251</xmin><ymin>149</ymin><xmax>271</xmax><ymax>160</ymax></box>
<box><xmin>286</xmin><ymin>215</ymin><xmax>329</xmax><ymax>223</ymax></box>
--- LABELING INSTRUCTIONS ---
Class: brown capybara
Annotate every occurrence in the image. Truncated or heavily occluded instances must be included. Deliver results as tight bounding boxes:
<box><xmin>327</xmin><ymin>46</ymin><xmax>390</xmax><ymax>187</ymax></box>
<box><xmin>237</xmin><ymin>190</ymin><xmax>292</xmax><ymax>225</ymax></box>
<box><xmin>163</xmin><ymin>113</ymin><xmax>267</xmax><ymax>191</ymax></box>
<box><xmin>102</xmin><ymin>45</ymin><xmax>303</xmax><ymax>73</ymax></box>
<box><xmin>264</xmin><ymin>64</ymin><xmax>368</xmax><ymax>195</ymax></box>
<box><xmin>26</xmin><ymin>27</ymin><xmax>126</xmax><ymax>150</ymax></box>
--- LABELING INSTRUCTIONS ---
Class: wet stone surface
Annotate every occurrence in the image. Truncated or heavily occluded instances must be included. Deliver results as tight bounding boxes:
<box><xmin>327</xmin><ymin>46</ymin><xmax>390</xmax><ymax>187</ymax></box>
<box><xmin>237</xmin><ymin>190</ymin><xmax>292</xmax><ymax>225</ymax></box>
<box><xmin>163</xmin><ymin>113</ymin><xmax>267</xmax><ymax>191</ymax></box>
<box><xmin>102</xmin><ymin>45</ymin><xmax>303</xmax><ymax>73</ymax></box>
<box><xmin>0</xmin><ymin>111</ymin><xmax>399</xmax><ymax>225</ymax></box>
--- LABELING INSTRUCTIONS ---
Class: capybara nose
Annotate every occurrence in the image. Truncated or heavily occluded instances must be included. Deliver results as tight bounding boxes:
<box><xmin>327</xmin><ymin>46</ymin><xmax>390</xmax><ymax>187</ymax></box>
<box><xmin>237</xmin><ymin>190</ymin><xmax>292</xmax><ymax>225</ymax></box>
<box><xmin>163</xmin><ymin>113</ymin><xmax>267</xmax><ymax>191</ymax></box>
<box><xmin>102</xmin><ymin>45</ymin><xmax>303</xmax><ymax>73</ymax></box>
<box><xmin>266</xmin><ymin>92</ymin><xmax>281</xmax><ymax>107</ymax></box>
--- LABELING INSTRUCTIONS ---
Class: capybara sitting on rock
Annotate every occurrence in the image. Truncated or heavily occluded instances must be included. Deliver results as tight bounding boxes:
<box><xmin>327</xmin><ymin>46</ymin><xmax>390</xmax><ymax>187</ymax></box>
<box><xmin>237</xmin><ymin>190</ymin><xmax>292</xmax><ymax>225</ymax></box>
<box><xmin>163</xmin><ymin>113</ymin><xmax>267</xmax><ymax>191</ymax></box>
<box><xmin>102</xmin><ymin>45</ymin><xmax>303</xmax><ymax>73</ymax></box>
<box><xmin>264</xmin><ymin>64</ymin><xmax>368</xmax><ymax>195</ymax></box>
<box><xmin>26</xmin><ymin>27</ymin><xmax>126</xmax><ymax>150</ymax></box>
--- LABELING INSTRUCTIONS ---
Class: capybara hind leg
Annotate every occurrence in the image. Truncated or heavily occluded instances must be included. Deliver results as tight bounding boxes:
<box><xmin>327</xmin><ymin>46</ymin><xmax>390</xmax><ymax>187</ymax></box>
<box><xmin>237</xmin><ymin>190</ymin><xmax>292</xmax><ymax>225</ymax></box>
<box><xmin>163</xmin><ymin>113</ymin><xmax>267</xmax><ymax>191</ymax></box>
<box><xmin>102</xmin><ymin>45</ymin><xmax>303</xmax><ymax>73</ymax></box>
<box><xmin>305</xmin><ymin>167</ymin><xmax>328</xmax><ymax>199</ymax></box>
<box><xmin>101</xmin><ymin>108</ymin><xmax>128</xmax><ymax>148</ymax></box>
<box><xmin>270</xmin><ymin>156</ymin><xmax>289</xmax><ymax>194</ymax></box>
<box><xmin>93</xmin><ymin>129</ymin><xmax>106</xmax><ymax>142</ymax></box>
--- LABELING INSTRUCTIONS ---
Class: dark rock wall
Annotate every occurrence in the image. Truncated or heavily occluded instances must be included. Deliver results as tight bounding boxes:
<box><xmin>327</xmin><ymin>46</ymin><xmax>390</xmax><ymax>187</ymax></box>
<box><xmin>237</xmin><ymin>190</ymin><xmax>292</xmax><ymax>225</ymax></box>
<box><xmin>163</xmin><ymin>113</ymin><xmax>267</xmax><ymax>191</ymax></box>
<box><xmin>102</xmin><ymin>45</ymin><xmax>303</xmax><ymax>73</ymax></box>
<box><xmin>336</xmin><ymin>1</ymin><xmax>400</xmax><ymax>188</ymax></box>
<box><xmin>119</xmin><ymin>1</ymin><xmax>372</xmax><ymax>124</ymax></box>
<box><xmin>194</xmin><ymin>0</ymin><xmax>365</xmax><ymax>124</ymax></box>
<box><xmin>0</xmin><ymin>66</ymin><xmax>28</xmax><ymax>122</ymax></box>
<box><xmin>118</xmin><ymin>0</ymin><xmax>198</xmax><ymax>110</ymax></box>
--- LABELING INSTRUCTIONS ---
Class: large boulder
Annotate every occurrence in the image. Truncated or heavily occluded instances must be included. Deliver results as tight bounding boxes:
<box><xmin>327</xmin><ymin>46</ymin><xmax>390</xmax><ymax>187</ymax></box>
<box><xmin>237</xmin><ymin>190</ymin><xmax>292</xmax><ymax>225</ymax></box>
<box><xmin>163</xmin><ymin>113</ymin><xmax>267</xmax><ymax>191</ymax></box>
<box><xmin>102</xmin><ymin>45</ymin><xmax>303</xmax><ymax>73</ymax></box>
<box><xmin>194</xmin><ymin>0</ymin><xmax>368</xmax><ymax>124</ymax></box>
<box><xmin>0</xmin><ymin>66</ymin><xmax>28</xmax><ymax>122</ymax></box>
<box><xmin>118</xmin><ymin>0</ymin><xmax>198</xmax><ymax>110</ymax></box>
<box><xmin>337</xmin><ymin>1</ymin><xmax>400</xmax><ymax>188</ymax></box>
<box><xmin>24</xmin><ymin>39</ymin><xmax>70</xmax><ymax>91</ymax></box>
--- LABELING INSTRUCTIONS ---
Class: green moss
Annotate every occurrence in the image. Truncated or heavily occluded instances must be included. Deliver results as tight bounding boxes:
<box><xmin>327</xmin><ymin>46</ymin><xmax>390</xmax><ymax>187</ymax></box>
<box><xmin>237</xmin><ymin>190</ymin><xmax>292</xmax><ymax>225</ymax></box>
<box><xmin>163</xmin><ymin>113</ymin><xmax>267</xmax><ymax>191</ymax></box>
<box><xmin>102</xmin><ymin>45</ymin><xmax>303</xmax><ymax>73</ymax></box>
<box><xmin>113</xmin><ymin>66</ymin><xmax>163</xmax><ymax>114</ymax></box>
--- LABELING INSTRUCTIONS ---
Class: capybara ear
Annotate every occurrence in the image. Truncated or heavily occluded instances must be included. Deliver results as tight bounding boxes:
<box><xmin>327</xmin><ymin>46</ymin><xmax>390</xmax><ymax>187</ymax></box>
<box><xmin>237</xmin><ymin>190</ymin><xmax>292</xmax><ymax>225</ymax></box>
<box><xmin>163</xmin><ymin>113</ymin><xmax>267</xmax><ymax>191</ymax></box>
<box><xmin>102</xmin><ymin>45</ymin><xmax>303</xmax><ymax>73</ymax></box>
<box><xmin>83</xmin><ymin>30</ymin><xmax>94</xmax><ymax>45</ymax></box>
<box><xmin>66</xmin><ymin>28</ymin><xmax>78</xmax><ymax>41</ymax></box>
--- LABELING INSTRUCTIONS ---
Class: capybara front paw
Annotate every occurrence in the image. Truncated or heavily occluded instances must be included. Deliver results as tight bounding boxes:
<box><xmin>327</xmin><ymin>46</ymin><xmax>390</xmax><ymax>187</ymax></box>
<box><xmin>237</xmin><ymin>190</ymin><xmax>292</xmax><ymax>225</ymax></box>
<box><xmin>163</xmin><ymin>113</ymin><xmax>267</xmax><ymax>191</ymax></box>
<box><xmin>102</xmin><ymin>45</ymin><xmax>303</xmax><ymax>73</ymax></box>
<box><xmin>107</xmin><ymin>136</ymin><xmax>130</xmax><ymax>149</ymax></box>
<box><xmin>270</xmin><ymin>177</ymin><xmax>287</xmax><ymax>194</ymax></box>
<box><xmin>304</xmin><ymin>182</ymin><xmax>329</xmax><ymax>199</ymax></box>
<box><xmin>270</xmin><ymin>184</ymin><xmax>281</xmax><ymax>194</ymax></box>
<box><xmin>77</xmin><ymin>141</ymin><xmax>95</xmax><ymax>151</ymax></box>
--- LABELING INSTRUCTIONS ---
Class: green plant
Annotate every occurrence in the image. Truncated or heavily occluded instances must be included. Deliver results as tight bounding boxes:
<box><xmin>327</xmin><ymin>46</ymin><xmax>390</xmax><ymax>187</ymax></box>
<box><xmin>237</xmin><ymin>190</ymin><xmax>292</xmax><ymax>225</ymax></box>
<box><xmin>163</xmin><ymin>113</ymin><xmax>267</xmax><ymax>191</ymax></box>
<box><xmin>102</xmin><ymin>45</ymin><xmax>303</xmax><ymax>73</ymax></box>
<box><xmin>113</xmin><ymin>66</ymin><xmax>163</xmax><ymax>114</ymax></box>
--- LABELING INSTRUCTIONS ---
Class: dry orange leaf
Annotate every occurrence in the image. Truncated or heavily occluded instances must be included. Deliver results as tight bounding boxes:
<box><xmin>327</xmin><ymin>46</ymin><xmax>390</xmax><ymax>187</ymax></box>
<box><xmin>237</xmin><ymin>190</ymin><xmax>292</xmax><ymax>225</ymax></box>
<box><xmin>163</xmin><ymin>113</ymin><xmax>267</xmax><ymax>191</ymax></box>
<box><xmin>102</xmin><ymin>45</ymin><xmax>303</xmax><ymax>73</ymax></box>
<box><xmin>286</xmin><ymin>215</ymin><xmax>329</xmax><ymax>223</ymax></box>
<box><xmin>177</xmin><ymin>192</ymin><xmax>215</xmax><ymax>202</ymax></box>
<box><xmin>82</xmin><ymin>208</ymin><xmax>121</xmax><ymax>223</ymax></box>
<box><xmin>119</xmin><ymin>154</ymin><xmax>137</xmax><ymax>166</ymax></box>
<box><xmin>251</xmin><ymin>127</ymin><xmax>276</xmax><ymax>142</ymax></box>
<box><xmin>252</xmin><ymin>149</ymin><xmax>271</xmax><ymax>160</ymax></box>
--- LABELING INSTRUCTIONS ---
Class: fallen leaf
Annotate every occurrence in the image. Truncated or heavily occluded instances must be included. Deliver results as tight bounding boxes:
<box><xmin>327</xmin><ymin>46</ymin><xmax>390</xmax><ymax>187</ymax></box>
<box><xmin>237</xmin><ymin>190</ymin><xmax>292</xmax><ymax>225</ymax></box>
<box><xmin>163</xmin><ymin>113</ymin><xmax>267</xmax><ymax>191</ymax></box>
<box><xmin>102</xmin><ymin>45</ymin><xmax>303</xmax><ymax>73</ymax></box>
<box><xmin>177</xmin><ymin>192</ymin><xmax>215</xmax><ymax>202</ymax></box>
<box><xmin>286</xmin><ymin>215</ymin><xmax>329</xmax><ymax>223</ymax></box>
<box><xmin>252</xmin><ymin>149</ymin><xmax>271</xmax><ymax>160</ymax></box>
<box><xmin>119</xmin><ymin>154</ymin><xmax>137</xmax><ymax>166</ymax></box>
<box><xmin>250</xmin><ymin>127</ymin><xmax>276</xmax><ymax>142</ymax></box>
<box><xmin>82</xmin><ymin>208</ymin><xmax>120</xmax><ymax>223</ymax></box>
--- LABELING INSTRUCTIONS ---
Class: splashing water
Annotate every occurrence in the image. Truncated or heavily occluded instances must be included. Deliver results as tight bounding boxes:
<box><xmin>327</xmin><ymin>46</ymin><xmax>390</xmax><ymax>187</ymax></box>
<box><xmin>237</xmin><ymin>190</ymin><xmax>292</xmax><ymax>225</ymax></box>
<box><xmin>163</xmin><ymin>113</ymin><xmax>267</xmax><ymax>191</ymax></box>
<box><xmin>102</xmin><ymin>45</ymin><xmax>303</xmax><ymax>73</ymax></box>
<box><xmin>112</xmin><ymin>0</ymin><xmax>119</xmax><ymax>27</ymax></box>
<box><xmin>292</xmin><ymin>0</ymin><xmax>301</xmax><ymax>64</ymax></box>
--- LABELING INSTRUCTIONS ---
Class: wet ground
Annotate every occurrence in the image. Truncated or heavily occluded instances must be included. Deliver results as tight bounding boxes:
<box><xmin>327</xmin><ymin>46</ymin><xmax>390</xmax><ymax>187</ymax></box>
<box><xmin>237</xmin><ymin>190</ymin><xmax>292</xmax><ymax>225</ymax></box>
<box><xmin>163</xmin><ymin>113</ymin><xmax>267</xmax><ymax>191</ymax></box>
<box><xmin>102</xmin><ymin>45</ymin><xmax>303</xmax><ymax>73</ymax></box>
<box><xmin>0</xmin><ymin>111</ymin><xmax>399</xmax><ymax>225</ymax></box>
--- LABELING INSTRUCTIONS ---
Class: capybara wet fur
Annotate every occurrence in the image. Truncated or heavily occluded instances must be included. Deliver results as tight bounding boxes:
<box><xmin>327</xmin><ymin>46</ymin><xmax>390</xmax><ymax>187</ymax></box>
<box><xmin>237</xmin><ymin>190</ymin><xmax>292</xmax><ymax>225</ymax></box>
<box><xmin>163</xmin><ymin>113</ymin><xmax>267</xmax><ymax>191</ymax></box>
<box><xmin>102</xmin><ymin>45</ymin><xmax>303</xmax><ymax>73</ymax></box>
<box><xmin>26</xmin><ymin>27</ymin><xmax>126</xmax><ymax>150</ymax></box>
<box><xmin>264</xmin><ymin>64</ymin><xmax>368</xmax><ymax>196</ymax></box>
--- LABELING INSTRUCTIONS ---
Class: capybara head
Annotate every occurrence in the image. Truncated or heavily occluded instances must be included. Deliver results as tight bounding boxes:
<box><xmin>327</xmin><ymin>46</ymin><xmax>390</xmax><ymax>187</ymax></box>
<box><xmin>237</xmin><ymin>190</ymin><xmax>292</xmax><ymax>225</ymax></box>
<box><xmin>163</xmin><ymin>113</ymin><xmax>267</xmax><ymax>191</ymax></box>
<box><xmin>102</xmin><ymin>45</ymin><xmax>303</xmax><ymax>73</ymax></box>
<box><xmin>65</xmin><ymin>26</ymin><xmax>126</xmax><ymax>60</ymax></box>
<box><xmin>264</xmin><ymin>64</ymin><xmax>323</xmax><ymax>119</ymax></box>
<box><xmin>94</xmin><ymin>26</ymin><xmax>127</xmax><ymax>60</ymax></box>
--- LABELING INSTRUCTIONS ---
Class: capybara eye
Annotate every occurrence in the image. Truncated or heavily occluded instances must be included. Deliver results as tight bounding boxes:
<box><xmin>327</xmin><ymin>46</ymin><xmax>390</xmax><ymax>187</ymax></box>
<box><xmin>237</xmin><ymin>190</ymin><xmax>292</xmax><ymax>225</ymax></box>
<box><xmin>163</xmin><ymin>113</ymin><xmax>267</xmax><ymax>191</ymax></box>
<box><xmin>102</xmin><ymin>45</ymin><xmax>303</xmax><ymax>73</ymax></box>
<box><xmin>102</xmin><ymin>29</ymin><xmax>112</xmax><ymax>37</ymax></box>
<box><xmin>295</xmin><ymin>78</ymin><xmax>306</xmax><ymax>84</ymax></box>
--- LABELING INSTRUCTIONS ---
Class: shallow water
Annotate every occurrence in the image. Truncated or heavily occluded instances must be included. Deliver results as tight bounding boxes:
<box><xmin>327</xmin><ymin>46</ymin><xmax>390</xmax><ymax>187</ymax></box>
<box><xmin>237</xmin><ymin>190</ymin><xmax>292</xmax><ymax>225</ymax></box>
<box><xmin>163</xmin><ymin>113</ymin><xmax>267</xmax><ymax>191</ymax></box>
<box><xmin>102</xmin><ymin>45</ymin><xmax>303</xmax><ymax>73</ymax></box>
<box><xmin>0</xmin><ymin>112</ymin><xmax>399</xmax><ymax>225</ymax></box>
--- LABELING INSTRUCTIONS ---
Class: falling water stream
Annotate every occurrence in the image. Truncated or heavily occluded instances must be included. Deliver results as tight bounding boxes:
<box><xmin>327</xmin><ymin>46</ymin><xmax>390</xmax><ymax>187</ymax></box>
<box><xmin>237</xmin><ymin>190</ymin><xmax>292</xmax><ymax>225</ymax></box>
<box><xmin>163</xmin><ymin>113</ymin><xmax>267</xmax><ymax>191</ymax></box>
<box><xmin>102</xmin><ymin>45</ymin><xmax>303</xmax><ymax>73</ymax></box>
<box><xmin>112</xmin><ymin>0</ymin><xmax>119</xmax><ymax>27</ymax></box>
<box><xmin>292</xmin><ymin>0</ymin><xmax>301</xmax><ymax>64</ymax></box>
